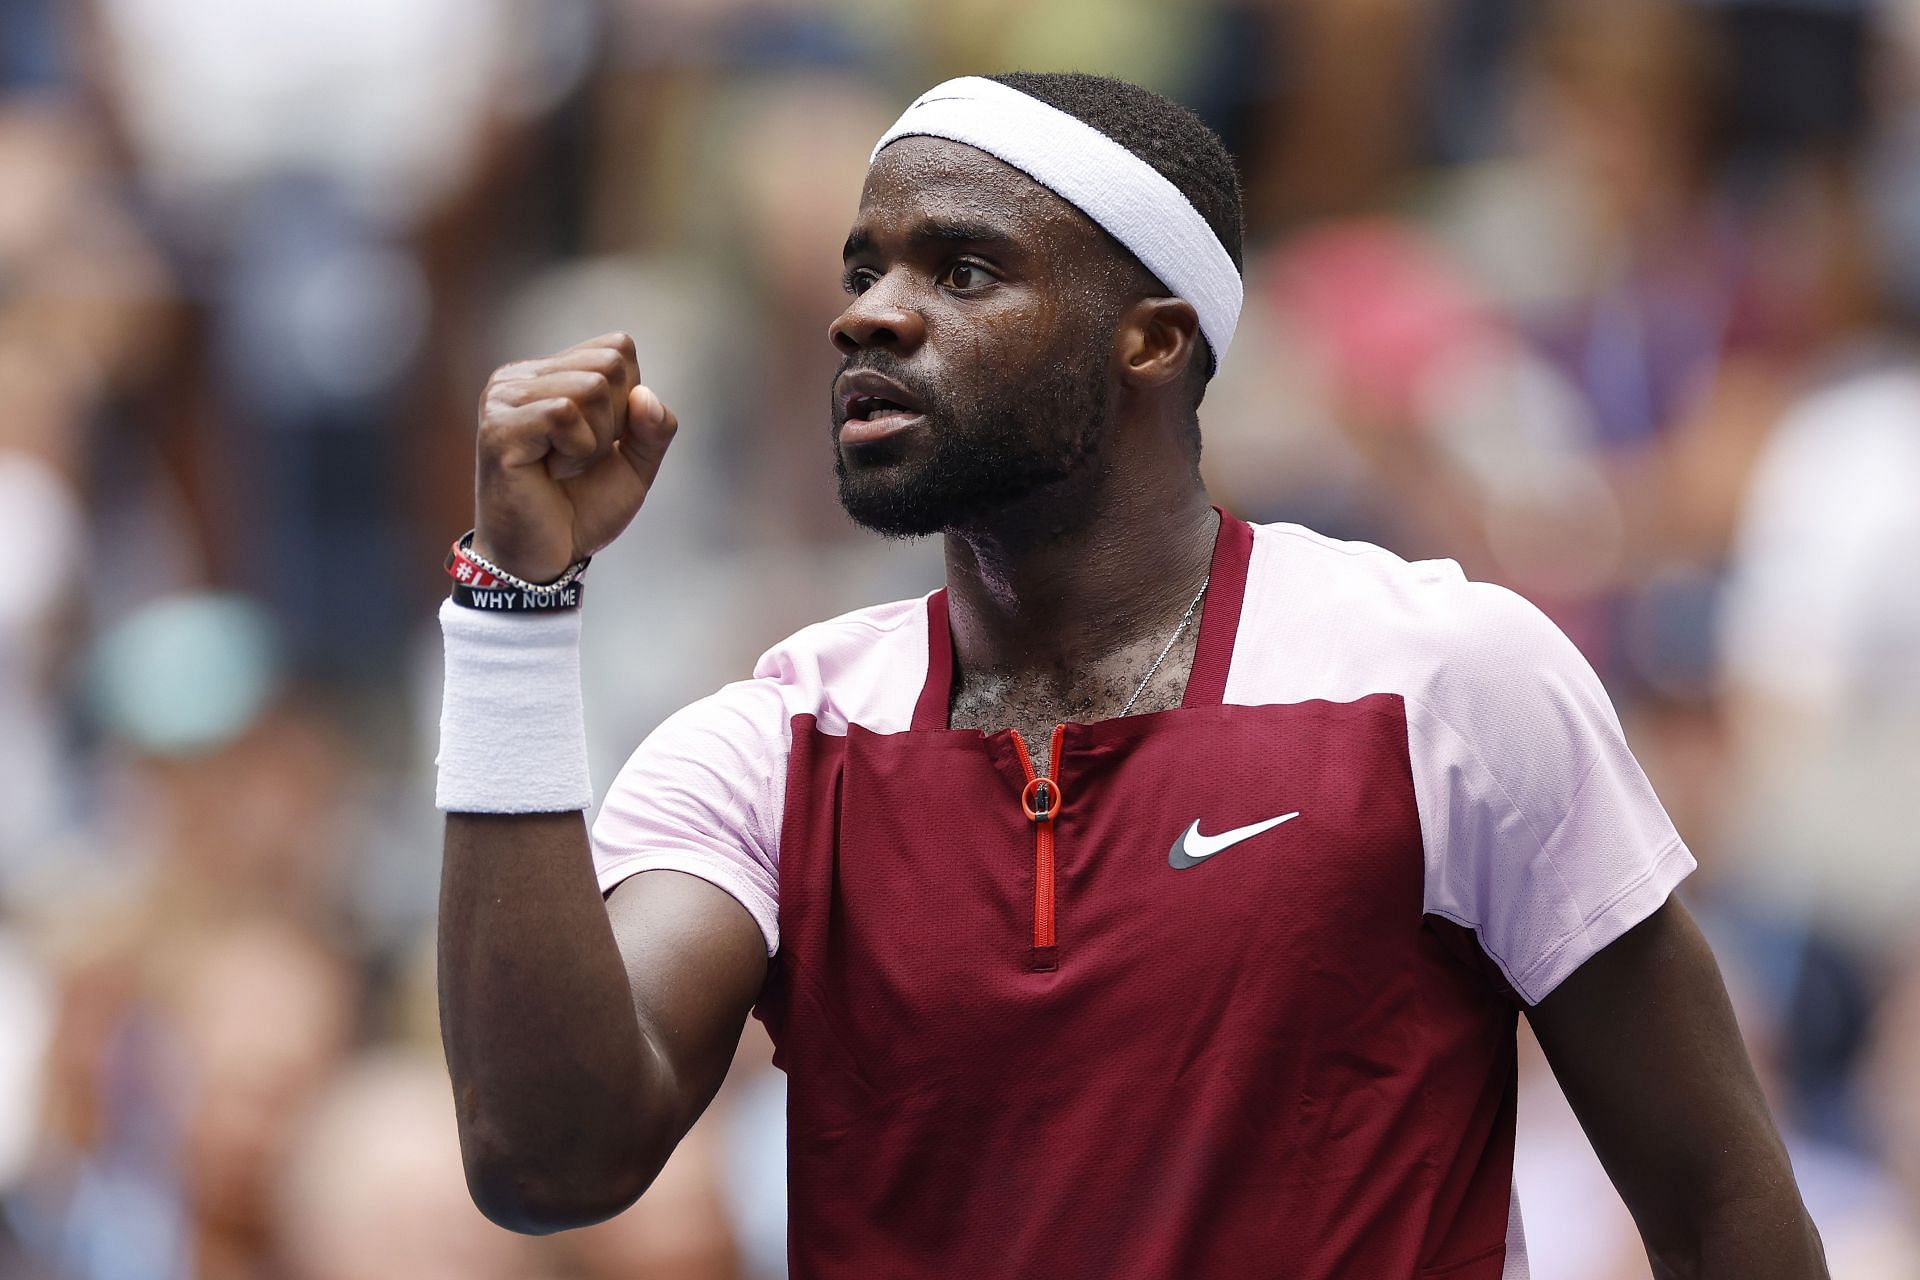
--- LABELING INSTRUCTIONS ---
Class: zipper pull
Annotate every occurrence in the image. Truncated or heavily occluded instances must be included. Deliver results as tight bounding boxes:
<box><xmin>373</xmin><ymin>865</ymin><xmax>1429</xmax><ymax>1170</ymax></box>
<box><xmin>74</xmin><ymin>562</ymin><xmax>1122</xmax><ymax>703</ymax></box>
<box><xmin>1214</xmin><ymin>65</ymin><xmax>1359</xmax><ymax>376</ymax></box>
<box><xmin>1021</xmin><ymin>776</ymin><xmax>1059</xmax><ymax>823</ymax></box>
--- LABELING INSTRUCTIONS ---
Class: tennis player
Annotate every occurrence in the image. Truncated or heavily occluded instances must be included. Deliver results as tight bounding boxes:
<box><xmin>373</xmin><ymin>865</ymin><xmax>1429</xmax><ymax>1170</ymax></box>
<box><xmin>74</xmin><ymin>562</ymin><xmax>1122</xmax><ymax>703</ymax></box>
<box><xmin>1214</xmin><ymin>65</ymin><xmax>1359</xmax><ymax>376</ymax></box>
<box><xmin>436</xmin><ymin>73</ymin><xmax>1826</xmax><ymax>1278</ymax></box>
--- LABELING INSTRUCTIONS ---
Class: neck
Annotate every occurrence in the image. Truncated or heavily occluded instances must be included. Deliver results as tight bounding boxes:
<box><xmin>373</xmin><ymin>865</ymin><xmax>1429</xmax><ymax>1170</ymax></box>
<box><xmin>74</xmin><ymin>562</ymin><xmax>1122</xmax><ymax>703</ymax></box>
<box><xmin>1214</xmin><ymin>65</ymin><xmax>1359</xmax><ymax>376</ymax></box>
<box><xmin>941</xmin><ymin>470</ymin><xmax>1218</xmax><ymax>681</ymax></box>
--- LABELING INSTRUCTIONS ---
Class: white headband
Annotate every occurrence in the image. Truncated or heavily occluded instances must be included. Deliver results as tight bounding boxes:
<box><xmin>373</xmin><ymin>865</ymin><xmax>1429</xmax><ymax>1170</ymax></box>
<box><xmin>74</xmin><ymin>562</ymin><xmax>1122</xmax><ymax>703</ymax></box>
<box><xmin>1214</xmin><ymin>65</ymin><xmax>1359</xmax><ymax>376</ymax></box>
<box><xmin>870</xmin><ymin>76</ymin><xmax>1241</xmax><ymax>372</ymax></box>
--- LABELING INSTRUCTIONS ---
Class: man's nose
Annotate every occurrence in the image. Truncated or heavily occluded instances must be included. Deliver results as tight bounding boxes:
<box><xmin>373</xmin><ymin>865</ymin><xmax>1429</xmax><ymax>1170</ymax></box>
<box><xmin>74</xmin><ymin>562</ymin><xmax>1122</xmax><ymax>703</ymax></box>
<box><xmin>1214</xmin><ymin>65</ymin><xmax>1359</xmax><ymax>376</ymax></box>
<box><xmin>829</xmin><ymin>278</ymin><xmax>927</xmax><ymax>355</ymax></box>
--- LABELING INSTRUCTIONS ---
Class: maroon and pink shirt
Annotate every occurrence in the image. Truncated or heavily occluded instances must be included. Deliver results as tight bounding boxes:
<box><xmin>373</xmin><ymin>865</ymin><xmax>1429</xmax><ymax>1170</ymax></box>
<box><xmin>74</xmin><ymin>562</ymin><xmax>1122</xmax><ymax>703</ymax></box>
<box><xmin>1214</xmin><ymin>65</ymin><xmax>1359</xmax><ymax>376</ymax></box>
<box><xmin>592</xmin><ymin>513</ymin><xmax>1693</xmax><ymax>1279</ymax></box>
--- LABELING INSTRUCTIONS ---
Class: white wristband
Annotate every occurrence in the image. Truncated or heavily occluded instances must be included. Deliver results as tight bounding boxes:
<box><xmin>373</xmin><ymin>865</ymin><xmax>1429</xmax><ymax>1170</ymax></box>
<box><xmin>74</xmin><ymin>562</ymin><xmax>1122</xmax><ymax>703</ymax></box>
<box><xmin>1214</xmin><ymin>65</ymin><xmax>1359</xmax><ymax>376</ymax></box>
<box><xmin>436</xmin><ymin>599</ymin><xmax>592</xmax><ymax>812</ymax></box>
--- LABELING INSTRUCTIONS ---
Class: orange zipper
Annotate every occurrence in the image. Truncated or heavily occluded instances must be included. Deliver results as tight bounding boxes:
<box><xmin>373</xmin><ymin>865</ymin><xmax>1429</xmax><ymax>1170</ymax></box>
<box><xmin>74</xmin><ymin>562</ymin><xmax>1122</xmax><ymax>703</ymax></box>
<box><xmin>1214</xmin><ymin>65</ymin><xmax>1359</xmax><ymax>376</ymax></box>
<box><xmin>1011</xmin><ymin>724</ymin><xmax>1067</xmax><ymax>961</ymax></box>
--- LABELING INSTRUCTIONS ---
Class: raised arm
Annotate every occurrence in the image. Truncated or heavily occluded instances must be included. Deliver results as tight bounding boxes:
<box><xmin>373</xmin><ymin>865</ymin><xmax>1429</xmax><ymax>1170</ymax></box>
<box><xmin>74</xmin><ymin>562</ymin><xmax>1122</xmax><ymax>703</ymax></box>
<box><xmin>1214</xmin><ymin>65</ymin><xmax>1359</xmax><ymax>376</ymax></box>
<box><xmin>434</xmin><ymin>334</ymin><xmax>767</xmax><ymax>1233</ymax></box>
<box><xmin>1527</xmin><ymin>897</ymin><xmax>1827</xmax><ymax>1279</ymax></box>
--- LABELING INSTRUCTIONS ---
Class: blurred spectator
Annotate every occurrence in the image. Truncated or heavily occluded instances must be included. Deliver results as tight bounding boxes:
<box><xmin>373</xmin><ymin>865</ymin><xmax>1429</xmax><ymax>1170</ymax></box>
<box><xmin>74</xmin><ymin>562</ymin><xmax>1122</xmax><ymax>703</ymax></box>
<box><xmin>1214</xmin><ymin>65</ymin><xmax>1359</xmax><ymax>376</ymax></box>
<box><xmin>1718</xmin><ymin>354</ymin><xmax>1920</xmax><ymax>945</ymax></box>
<box><xmin>1711</xmin><ymin>2</ymin><xmax>1920</xmax><ymax>955</ymax></box>
<box><xmin>168</xmin><ymin>920</ymin><xmax>357</xmax><ymax>1280</ymax></box>
<box><xmin>273</xmin><ymin>1053</ymin><xmax>541</xmax><ymax>1280</ymax></box>
<box><xmin>7</xmin><ymin>917</ymin><xmax>356</xmax><ymax>1280</ymax></box>
<box><xmin>0</xmin><ymin>97</ymin><xmax>173</xmax><ymax>875</ymax></box>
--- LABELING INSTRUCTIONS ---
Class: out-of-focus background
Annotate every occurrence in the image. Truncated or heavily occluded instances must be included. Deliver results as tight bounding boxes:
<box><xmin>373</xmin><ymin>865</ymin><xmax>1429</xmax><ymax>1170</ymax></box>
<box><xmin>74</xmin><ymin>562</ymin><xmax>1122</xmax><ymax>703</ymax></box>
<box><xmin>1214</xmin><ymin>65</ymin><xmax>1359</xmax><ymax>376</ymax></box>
<box><xmin>2</xmin><ymin>0</ymin><xmax>1918</xmax><ymax>1275</ymax></box>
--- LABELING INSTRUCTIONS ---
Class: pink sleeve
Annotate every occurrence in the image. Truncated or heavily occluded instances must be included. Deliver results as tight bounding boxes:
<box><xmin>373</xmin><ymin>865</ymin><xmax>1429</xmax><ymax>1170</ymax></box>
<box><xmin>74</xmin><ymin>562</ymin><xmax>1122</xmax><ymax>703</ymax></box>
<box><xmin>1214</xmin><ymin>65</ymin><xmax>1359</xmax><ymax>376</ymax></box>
<box><xmin>1413</xmin><ymin>584</ymin><xmax>1695</xmax><ymax>1004</ymax></box>
<box><xmin>590</xmin><ymin>677</ymin><xmax>788</xmax><ymax>956</ymax></box>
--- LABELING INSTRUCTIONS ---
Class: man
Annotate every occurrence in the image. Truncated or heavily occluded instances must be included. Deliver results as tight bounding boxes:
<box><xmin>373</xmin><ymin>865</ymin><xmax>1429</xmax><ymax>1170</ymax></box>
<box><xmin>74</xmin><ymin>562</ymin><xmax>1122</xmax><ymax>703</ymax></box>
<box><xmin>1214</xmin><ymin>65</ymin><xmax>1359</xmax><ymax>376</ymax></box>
<box><xmin>435</xmin><ymin>73</ymin><xmax>1826</xmax><ymax>1278</ymax></box>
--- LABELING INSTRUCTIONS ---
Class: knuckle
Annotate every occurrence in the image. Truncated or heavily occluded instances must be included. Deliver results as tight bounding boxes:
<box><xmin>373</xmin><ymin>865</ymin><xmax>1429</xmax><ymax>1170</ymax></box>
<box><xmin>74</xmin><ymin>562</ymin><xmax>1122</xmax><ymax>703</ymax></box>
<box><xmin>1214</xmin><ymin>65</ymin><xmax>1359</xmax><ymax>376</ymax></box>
<box><xmin>481</xmin><ymin>377</ymin><xmax>522</xmax><ymax>410</ymax></box>
<box><xmin>607</xmin><ymin>331</ymin><xmax>636</xmax><ymax>358</ymax></box>
<box><xmin>477</xmin><ymin>399</ymin><xmax>514</xmax><ymax>435</ymax></box>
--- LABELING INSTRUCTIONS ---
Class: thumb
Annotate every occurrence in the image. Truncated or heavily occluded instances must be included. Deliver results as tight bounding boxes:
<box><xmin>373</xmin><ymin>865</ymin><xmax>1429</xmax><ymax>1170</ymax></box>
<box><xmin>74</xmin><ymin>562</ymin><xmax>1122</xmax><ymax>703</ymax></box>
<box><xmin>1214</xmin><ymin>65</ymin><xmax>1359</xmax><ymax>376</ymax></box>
<box><xmin>619</xmin><ymin>383</ymin><xmax>678</xmax><ymax>480</ymax></box>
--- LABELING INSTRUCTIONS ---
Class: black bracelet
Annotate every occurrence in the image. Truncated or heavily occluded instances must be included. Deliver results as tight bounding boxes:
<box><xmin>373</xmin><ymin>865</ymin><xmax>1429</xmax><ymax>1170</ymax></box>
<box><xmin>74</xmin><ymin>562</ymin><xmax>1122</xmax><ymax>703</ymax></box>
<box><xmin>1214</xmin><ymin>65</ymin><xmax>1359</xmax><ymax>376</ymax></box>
<box><xmin>449</xmin><ymin>579</ymin><xmax>585</xmax><ymax>612</ymax></box>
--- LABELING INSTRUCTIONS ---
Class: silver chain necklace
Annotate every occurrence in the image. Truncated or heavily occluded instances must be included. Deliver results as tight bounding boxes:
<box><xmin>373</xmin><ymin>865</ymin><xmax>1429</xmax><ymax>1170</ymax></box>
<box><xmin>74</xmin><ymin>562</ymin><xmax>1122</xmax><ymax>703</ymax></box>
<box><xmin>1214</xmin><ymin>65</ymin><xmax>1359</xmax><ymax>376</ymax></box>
<box><xmin>1119</xmin><ymin>572</ymin><xmax>1211</xmax><ymax>718</ymax></box>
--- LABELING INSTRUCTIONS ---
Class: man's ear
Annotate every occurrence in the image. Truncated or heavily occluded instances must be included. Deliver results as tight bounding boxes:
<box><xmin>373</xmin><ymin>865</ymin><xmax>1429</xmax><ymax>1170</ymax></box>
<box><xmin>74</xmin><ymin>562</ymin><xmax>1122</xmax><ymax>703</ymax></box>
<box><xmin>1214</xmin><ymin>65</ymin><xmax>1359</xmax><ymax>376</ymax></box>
<box><xmin>1113</xmin><ymin>296</ymin><xmax>1202</xmax><ymax>390</ymax></box>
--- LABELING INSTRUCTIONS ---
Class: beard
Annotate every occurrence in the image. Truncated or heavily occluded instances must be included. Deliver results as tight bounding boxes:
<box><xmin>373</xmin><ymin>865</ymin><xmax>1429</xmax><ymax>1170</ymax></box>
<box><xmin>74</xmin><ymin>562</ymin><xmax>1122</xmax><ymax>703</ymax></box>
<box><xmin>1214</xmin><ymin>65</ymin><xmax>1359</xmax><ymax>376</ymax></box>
<box><xmin>832</xmin><ymin>346</ymin><xmax>1110</xmax><ymax>539</ymax></box>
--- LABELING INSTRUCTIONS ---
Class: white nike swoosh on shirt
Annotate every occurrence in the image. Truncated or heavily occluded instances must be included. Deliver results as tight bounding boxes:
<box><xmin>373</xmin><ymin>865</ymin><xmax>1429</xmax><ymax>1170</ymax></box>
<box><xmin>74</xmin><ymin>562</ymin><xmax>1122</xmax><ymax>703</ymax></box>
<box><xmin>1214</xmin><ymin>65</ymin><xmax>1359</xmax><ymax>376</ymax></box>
<box><xmin>1168</xmin><ymin>812</ymin><xmax>1301</xmax><ymax>869</ymax></box>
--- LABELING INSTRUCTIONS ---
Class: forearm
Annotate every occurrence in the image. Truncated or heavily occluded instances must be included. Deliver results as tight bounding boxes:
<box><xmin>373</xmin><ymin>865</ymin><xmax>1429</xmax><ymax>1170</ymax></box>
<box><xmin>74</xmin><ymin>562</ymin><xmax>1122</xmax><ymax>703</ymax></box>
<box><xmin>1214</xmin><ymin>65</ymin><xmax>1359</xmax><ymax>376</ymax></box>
<box><xmin>438</xmin><ymin>811</ymin><xmax>673</xmax><ymax>1232</ymax></box>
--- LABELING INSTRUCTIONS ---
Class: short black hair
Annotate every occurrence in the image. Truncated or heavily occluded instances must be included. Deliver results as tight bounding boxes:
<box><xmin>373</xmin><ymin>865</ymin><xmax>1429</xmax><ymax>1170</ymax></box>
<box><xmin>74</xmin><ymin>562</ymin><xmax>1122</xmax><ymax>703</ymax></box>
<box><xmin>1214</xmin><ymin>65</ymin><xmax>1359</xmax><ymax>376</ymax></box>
<box><xmin>988</xmin><ymin>72</ymin><xmax>1242</xmax><ymax>405</ymax></box>
<box><xmin>987</xmin><ymin>71</ymin><xmax>1245</xmax><ymax>276</ymax></box>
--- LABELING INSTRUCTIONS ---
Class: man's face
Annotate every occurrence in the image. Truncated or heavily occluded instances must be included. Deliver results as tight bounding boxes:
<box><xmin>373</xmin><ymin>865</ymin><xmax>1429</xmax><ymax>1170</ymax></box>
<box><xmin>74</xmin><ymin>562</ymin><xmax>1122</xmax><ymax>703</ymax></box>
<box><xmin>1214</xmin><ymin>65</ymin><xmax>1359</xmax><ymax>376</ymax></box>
<box><xmin>829</xmin><ymin>137</ymin><xmax>1134</xmax><ymax>537</ymax></box>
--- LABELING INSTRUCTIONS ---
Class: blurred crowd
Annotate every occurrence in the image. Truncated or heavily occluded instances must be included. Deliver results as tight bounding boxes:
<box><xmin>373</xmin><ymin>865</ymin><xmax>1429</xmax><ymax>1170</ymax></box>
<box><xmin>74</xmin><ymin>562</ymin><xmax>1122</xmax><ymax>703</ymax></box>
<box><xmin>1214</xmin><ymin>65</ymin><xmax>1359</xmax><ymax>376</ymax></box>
<box><xmin>1</xmin><ymin>0</ymin><xmax>1917</xmax><ymax>1276</ymax></box>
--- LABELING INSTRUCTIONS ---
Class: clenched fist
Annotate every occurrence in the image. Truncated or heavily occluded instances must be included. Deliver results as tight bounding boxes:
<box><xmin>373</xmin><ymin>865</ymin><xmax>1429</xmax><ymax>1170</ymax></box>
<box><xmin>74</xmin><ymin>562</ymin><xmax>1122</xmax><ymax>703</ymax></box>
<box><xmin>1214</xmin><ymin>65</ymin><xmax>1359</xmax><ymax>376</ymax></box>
<box><xmin>471</xmin><ymin>332</ymin><xmax>678</xmax><ymax>584</ymax></box>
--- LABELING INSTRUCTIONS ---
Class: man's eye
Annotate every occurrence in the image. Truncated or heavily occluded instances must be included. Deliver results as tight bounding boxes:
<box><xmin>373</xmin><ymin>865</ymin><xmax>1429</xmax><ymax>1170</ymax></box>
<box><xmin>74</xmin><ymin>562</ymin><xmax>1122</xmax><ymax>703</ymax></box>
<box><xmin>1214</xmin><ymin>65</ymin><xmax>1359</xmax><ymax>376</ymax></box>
<box><xmin>941</xmin><ymin>262</ymin><xmax>986</xmax><ymax>290</ymax></box>
<box><xmin>843</xmin><ymin>268</ymin><xmax>877</xmax><ymax>295</ymax></box>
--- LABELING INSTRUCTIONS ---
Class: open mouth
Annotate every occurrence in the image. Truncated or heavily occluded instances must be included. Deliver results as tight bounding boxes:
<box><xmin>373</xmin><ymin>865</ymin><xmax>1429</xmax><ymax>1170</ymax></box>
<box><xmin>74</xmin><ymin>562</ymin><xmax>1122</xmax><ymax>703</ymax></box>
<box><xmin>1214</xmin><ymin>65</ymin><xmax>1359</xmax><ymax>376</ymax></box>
<box><xmin>847</xmin><ymin>395</ymin><xmax>917</xmax><ymax>422</ymax></box>
<box><xmin>834</xmin><ymin>370</ymin><xmax>927</xmax><ymax>446</ymax></box>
